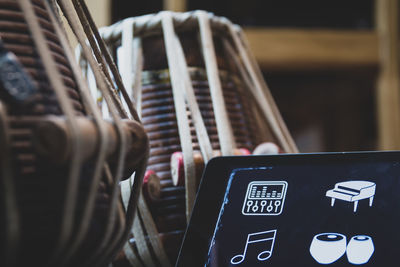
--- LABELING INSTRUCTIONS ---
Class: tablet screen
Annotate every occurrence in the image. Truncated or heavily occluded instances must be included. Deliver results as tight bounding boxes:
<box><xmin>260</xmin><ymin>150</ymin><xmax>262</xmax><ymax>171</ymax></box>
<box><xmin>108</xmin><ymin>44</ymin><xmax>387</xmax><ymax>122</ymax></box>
<box><xmin>177</xmin><ymin>152</ymin><xmax>400</xmax><ymax>267</ymax></box>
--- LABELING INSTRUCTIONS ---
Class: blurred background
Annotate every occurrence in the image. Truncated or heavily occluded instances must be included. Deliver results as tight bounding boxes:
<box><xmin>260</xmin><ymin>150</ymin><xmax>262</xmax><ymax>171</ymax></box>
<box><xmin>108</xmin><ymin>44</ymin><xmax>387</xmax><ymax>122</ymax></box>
<box><xmin>83</xmin><ymin>0</ymin><xmax>400</xmax><ymax>153</ymax></box>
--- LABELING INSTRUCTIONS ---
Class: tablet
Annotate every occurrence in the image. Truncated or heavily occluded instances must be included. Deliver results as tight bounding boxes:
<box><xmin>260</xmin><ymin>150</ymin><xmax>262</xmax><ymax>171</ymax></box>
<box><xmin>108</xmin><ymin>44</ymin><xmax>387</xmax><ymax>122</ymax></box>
<box><xmin>176</xmin><ymin>151</ymin><xmax>400</xmax><ymax>267</ymax></box>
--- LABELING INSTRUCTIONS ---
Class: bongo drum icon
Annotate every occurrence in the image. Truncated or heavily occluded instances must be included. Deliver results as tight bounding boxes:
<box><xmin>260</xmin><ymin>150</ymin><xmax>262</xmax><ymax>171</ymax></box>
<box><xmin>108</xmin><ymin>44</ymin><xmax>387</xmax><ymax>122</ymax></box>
<box><xmin>81</xmin><ymin>10</ymin><xmax>298</xmax><ymax>265</ymax></box>
<box><xmin>310</xmin><ymin>233</ymin><xmax>347</xmax><ymax>264</ymax></box>
<box><xmin>310</xmin><ymin>233</ymin><xmax>374</xmax><ymax>265</ymax></box>
<box><xmin>346</xmin><ymin>235</ymin><xmax>374</xmax><ymax>265</ymax></box>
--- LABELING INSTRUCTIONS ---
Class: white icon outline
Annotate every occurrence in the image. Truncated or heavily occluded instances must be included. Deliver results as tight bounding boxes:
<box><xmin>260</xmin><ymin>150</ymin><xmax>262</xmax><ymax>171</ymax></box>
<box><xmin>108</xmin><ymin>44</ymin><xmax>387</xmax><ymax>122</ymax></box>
<box><xmin>310</xmin><ymin>233</ymin><xmax>374</xmax><ymax>265</ymax></box>
<box><xmin>231</xmin><ymin>229</ymin><xmax>277</xmax><ymax>265</ymax></box>
<box><xmin>325</xmin><ymin>180</ymin><xmax>376</xmax><ymax>212</ymax></box>
<box><xmin>242</xmin><ymin>181</ymin><xmax>288</xmax><ymax>216</ymax></box>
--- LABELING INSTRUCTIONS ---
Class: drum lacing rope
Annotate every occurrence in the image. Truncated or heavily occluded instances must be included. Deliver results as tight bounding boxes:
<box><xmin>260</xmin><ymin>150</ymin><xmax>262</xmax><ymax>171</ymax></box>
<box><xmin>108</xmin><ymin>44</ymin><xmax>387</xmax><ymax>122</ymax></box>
<box><xmin>56</xmin><ymin>0</ymin><xmax>148</xmax><ymax>266</ymax></box>
<box><xmin>56</xmin><ymin>1</ymin><xmax>127</xmax><ymax>265</ymax></box>
<box><xmin>221</xmin><ymin>28</ymin><xmax>298</xmax><ymax>153</ymax></box>
<box><xmin>162</xmin><ymin>12</ymin><xmax>198</xmax><ymax>221</ymax></box>
<box><xmin>221</xmin><ymin>39</ymin><xmax>270</xmax><ymax>144</ymax></box>
<box><xmin>120</xmin><ymin>19</ymin><xmax>140</xmax><ymax>115</ymax></box>
<box><xmin>131</xmin><ymin>37</ymin><xmax>143</xmax><ymax>116</ymax></box>
<box><xmin>70</xmin><ymin>1</ymin><xmax>149</xmax><ymax>266</ymax></box>
<box><xmin>233</xmin><ymin>26</ymin><xmax>298</xmax><ymax>153</ymax></box>
<box><xmin>196</xmin><ymin>10</ymin><xmax>237</xmax><ymax>156</ymax></box>
<box><xmin>68</xmin><ymin>1</ymin><xmax>129</xmax><ymax>263</ymax></box>
<box><xmin>121</xmin><ymin>22</ymin><xmax>164</xmax><ymax>267</ymax></box>
<box><xmin>16</xmin><ymin>0</ymin><xmax>84</xmax><ymax>264</ymax></box>
<box><xmin>170</xmin><ymin>26</ymin><xmax>214</xmax><ymax>163</ymax></box>
<box><xmin>76</xmin><ymin>17</ymin><xmax>154</xmax><ymax>267</ymax></box>
<box><xmin>43</xmin><ymin>1</ymin><xmax>110</xmax><ymax>265</ymax></box>
<box><xmin>121</xmin><ymin>178</ymin><xmax>146</xmax><ymax>267</ymax></box>
<box><xmin>120</xmin><ymin>17</ymin><xmax>173</xmax><ymax>267</ymax></box>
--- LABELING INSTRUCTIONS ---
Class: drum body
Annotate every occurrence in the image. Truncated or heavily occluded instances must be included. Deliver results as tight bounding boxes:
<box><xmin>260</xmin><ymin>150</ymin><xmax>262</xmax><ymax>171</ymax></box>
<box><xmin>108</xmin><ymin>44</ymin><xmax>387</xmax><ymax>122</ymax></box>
<box><xmin>87</xmin><ymin>10</ymin><xmax>298</xmax><ymax>266</ymax></box>
<box><xmin>0</xmin><ymin>1</ymin><xmax>147</xmax><ymax>266</ymax></box>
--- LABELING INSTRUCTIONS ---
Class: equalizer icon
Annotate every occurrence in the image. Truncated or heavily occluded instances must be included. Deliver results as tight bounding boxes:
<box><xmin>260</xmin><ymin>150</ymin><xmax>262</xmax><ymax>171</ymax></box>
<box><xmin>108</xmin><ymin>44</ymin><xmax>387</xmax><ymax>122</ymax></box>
<box><xmin>242</xmin><ymin>181</ymin><xmax>288</xmax><ymax>216</ymax></box>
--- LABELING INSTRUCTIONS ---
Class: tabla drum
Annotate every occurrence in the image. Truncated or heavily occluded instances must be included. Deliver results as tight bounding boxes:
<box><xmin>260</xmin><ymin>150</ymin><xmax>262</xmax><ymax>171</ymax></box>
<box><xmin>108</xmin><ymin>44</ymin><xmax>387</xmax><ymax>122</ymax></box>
<box><xmin>0</xmin><ymin>0</ymin><xmax>147</xmax><ymax>266</ymax></box>
<box><xmin>79</xmin><ymin>10</ymin><xmax>298</xmax><ymax>266</ymax></box>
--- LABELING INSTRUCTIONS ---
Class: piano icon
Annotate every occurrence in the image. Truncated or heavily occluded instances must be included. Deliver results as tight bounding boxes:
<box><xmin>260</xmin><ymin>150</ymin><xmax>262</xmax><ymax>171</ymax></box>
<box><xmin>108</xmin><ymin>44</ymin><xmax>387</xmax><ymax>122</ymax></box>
<box><xmin>326</xmin><ymin>181</ymin><xmax>376</xmax><ymax>212</ymax></box>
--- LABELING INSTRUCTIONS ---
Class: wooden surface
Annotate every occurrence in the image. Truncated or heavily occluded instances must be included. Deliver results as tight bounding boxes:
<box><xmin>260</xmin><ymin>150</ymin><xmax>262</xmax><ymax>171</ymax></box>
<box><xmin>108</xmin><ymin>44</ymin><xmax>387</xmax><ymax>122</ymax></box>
<box><xmin>376</xmin><ymin>0</ymin><xmax>400</xmax><ymax>150</ymax></box>
<box><xmin>79</xmin><ymin>3</ymin><xmax>379</xmax><ymax>72</ymax></box>
<box><xmin>63</xmin><ymin>0</ymin><xmax>111</xmax><ymax>47</ymax></box>
<box><xmin>243</xmin><ymin>28</ymin><xmax>379</xmax><ymax>71</ymax></box>
<box><xmin>163</xmin><ymin>0</ymin><xmax>186</xmax><ymax>12</ymax></box>
<box><xmin>85</xmin><ymin>0</ymin><xmax>111</xmax><ymax>27</ymax></box>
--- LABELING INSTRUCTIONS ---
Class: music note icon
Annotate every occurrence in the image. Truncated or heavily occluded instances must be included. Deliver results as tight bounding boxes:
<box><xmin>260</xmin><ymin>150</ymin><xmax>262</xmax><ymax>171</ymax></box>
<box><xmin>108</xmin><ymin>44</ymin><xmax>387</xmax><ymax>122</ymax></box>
<box><xmin>231</xmin><ymin>229</ymin><xmax>277</xmax><ymax>265</ymax></box>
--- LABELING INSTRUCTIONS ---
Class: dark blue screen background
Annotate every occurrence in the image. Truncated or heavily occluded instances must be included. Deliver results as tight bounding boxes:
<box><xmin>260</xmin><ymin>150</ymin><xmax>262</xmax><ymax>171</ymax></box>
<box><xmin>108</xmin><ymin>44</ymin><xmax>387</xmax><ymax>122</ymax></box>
<box><xmin>206</xmin><ymin>160</ymin><xmax>400</xmax><ymax>267</ymax></box>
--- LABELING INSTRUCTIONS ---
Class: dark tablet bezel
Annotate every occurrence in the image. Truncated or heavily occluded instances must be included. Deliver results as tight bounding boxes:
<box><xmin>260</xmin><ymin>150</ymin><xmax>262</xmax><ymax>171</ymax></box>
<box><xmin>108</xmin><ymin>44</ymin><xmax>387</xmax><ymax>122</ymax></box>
<box><xmin>175</xmin><ymin>151</ymin><xmax>400</xmax><ymax>267</ymax></box>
